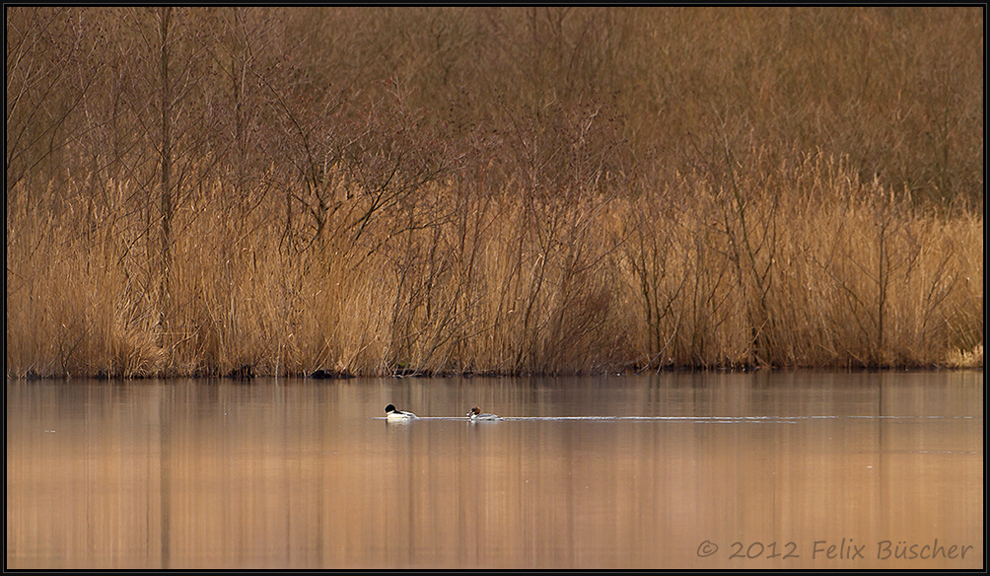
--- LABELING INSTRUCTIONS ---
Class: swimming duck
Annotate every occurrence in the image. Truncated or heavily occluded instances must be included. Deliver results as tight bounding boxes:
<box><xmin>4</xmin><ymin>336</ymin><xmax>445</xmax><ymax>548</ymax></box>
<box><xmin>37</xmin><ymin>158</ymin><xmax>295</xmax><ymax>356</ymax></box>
<box><xmin>467</xmin><ymin>406</ymin><xmax>500</xmax><ymax>421</ymax></box>
<box><xmin>385</xmin><ymin>403</ymin><xmax>417</xmax><ymax>420</ymax></box>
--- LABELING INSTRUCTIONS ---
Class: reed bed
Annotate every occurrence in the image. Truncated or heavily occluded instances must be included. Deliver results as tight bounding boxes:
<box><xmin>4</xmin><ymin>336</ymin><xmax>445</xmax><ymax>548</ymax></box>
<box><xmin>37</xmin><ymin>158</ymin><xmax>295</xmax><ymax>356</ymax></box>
<box><xmin>6</xmin><ymin>151</ymin><xmax>982</xmax><ymax>377</ymax></box>
<box><xmin>5</xmin><ymin>7</ymin><xmax>983</xmax><ymax>377</ymax></box>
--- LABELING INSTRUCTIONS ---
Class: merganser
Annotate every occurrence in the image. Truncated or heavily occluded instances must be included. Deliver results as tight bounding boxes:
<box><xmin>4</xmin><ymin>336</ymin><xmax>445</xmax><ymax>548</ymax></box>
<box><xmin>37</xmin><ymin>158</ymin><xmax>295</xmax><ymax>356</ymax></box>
<box><xmin>385</xmin><ymin>403</ymin><xmax>417</xmax><ymax>420</ymax></box>
<box><xmin>467</xmin><ymin>406</ymin><xmax>500</xmax><ymax>421</ymax></box>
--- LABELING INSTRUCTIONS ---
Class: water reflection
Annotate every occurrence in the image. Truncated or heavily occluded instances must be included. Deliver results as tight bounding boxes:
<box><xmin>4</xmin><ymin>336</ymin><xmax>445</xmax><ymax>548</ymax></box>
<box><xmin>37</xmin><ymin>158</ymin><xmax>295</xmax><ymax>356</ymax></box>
<box><xmin>6</xmin><ymin>372</ymin><xmax>983</xmax><ymax>569</ymax></box>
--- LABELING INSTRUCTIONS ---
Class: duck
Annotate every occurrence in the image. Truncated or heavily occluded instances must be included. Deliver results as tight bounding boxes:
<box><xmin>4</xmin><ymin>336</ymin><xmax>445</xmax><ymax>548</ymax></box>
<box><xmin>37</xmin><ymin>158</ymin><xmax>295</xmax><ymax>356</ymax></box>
<box><xmin>467</xmin><ymin>406</ymin><xmax>501</xmax><ymax>421</ymax></box>
<box><xmin>384</xmin><ymin>403</ymin><xmax>417</xmax><ymax>420</ymax></box>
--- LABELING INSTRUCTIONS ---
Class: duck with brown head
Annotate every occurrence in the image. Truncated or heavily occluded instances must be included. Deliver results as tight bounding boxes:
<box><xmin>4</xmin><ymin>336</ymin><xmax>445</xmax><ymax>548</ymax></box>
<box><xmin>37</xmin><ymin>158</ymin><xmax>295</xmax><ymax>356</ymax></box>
<box><xmin>467</xmin><ymin>406</ymin><xmax>500</xmax><ymax>421</ymax></box>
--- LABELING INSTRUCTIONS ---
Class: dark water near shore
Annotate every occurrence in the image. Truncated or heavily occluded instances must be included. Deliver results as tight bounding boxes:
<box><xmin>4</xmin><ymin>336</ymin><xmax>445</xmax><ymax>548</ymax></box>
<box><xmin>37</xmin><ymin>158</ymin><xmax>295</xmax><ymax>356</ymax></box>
<box><xmin>6</xmin><ymin>371</ymin><xmax>983</xmax><ymax>569</ymax></box>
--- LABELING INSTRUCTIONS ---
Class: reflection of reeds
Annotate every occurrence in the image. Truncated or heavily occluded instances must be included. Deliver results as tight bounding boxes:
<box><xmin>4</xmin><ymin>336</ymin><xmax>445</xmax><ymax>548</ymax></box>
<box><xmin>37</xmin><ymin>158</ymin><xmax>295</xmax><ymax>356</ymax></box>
<box><xmin>6</xmin><ymin>150</ymin><xmax>982</xmax><ymax>377</ymax></box>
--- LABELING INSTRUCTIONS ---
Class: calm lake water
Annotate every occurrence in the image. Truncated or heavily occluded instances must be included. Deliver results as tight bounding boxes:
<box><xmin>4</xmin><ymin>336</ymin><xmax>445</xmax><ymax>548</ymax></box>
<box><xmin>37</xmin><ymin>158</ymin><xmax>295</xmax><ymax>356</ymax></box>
<box><xmin>6</xmin><ymin>371</ymin><xmax>983</xmax><ymax>569</ymax></box>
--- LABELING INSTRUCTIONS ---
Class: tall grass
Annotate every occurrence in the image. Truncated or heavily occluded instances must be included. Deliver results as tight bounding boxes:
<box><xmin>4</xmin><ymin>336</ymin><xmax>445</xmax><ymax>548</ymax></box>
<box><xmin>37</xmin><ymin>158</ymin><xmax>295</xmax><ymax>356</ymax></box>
<box><xmin>6</xmin><ymin>149</ymin><xmax>982</xmax><ymax>377</ymax></box>
<box><xmin>5</xmin><ymin>7</ymin><xmax>984</xmax><ymax>377</ymax></box>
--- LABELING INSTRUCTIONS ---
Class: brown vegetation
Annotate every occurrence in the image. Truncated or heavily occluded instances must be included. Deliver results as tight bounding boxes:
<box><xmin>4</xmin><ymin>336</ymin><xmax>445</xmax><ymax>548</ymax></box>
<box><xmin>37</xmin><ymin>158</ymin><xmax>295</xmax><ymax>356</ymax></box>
<box><xmin>6</xmin><ymin>7</ymin><xmax>984</xmax><ymax>377</ymax></box>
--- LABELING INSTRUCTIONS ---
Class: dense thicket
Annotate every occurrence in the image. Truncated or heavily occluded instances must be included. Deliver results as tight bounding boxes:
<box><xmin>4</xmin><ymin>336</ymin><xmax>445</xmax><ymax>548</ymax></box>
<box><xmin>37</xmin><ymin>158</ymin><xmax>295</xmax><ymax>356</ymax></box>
<box><xmin>6</xmin><ymin>8</ymin><xmax>984</xmax><ymax>377</ymax></box>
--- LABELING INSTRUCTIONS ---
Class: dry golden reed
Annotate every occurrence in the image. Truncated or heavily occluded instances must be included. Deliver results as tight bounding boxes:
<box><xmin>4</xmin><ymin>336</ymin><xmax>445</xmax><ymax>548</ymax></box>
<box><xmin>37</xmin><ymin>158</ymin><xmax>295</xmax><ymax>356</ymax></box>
<box><xmin>5</xmin><ymin>152</ymin><xmax>983</xmax><ymax>378</ymax></box>
<box><xmin>5</xmin><ymin>7</ymin><xmax>983</xmax><ymax>377</ymax></box>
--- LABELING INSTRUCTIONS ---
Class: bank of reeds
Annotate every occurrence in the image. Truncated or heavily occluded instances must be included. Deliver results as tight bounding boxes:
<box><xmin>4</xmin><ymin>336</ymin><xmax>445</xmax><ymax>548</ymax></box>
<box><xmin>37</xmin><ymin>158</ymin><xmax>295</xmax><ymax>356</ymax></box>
<box><xmin>5</xmin><ymin>7</ymin><xmax>984</xmax><ymax>377</ymax></box>
<box><xmin>6</xmin><ymin>149</ymin><xmax>982</xmax><ymax>378</ymax></box>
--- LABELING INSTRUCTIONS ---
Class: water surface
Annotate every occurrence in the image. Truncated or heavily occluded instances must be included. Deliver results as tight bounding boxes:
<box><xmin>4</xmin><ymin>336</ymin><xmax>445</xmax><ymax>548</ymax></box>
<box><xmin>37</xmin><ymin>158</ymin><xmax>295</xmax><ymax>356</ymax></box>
<box><xmin>6</xmin><ymin>371</ymin><xmax>983</xmax><ymax>569</ymax></box>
